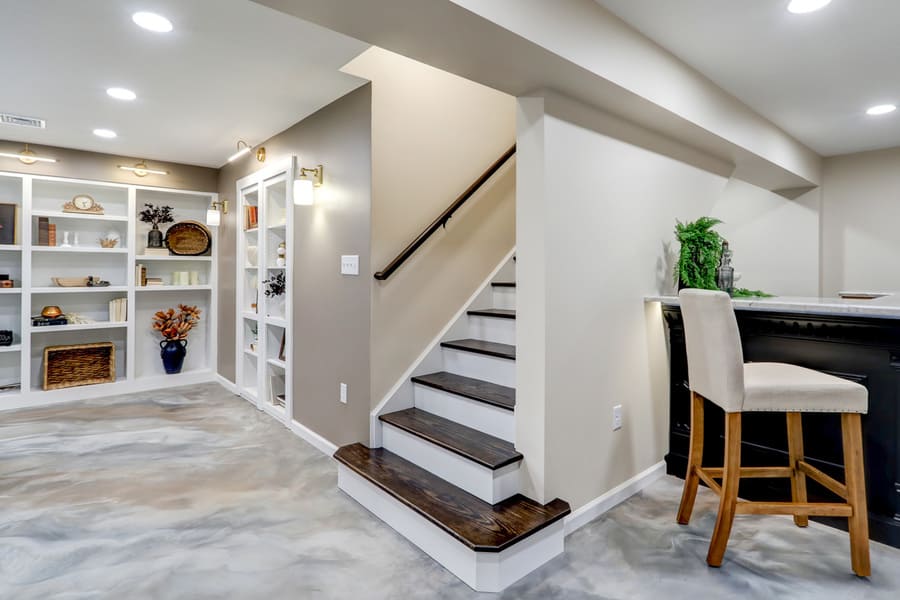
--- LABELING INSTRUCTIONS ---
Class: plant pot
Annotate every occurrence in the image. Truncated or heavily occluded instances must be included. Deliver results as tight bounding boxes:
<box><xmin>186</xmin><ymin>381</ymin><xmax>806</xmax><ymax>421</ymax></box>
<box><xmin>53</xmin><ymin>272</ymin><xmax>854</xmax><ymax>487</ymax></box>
<box><xmin>160</xmin><ymin>339</ymin><xmax>187</xmax><ymax>374</ymax></box>
<box><xmin>148</xmin><ymin>223</ymin><xmax>163</xmax><ymax>249</ymax></box>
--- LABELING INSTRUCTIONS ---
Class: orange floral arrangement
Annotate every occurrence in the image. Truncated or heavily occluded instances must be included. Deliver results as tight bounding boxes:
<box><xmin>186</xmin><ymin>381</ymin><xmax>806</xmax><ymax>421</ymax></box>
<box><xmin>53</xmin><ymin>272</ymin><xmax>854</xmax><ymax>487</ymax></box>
<box><xmin>152</xmin><ymin>304</ymin><xmax>202</xmax><ymax>341</ymax></box>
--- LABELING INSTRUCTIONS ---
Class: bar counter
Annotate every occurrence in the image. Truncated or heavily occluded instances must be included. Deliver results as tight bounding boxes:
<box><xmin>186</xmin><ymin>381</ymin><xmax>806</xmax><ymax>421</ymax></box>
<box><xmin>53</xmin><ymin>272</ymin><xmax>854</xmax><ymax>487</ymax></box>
<box><xmin>648</xmin><ymin>293</ymin><xmax>900</xmax><ymax>548</ymax></box>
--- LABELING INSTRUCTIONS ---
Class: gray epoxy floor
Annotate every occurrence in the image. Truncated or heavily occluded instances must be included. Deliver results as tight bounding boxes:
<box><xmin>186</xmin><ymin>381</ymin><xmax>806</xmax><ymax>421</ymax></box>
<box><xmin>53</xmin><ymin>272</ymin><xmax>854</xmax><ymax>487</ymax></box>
<box><xmin>1</xmin><ymin>383</ymin><xmax>898</xmax><ymax>599</ymax></box>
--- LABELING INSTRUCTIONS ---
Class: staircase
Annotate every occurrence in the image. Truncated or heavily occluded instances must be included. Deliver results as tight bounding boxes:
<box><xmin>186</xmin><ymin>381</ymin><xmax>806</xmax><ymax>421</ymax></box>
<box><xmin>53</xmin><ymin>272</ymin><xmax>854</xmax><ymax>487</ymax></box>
<box><xmin>335</xmin><ymin>261</ymin><xmax>570</xmax><ymax>592</ymax></box>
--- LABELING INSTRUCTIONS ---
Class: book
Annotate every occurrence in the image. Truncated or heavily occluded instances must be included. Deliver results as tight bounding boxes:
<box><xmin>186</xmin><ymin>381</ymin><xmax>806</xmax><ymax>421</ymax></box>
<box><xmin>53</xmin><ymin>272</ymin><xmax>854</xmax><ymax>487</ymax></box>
<box><xmin>141</xmin><ymin>247</ymin><xmax>169</xmax><ymax>257</ymax></box>
<box><xmin>32</xmin><ymin>316</ymin><xmax>68</xmax><ymax>327</ymax></box>
<box><xmin>48</xmin><ymin>224</ymin><xmax>56</xmax><ymax>246</ymax></box>
<box><xmin>108</xmin><ymin>298</ymin><xmax>127</xmax><ymax>322</ymax></box>
<box><xmin>38</xmin><ymin>217</ymin><xmax>49</xmax><ymax>246</ymax></box>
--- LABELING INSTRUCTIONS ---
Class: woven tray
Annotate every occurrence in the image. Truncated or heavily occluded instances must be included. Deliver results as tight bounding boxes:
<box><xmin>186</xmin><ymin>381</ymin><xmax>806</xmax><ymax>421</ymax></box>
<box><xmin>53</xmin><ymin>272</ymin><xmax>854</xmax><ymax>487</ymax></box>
<box><xmin>165</xmin><ymin>221</ymin><xmax>212</xmax><ymax>256</ymax></box>
<box><xmin>43</xmin><ymin>342</ymin><xmax>116</xmax><ymax>390</ymax></box>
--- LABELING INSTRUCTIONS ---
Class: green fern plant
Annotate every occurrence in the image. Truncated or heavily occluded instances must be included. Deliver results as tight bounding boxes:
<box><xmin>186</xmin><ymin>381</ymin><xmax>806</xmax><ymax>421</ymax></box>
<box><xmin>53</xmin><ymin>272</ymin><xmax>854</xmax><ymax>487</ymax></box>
<box><xmin>674</xmin><ymin>217</ymin><xmax>723</xmax><ymax>290</ymax></box>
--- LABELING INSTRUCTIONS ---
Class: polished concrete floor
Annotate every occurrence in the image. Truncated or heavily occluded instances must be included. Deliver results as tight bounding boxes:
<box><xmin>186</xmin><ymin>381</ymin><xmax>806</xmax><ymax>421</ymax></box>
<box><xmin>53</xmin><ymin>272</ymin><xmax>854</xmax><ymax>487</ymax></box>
<box><xmin>1</xmin><ymin>383</ymin><xmax>898</xmax><ymax>599</ymax></box>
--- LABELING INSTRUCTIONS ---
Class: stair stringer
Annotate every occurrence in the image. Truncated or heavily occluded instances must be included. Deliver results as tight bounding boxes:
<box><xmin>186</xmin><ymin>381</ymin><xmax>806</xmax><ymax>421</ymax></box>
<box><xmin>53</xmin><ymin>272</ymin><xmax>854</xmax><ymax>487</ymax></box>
<box><xmin>369</xmin><ymin>247</ymin><xmax>516</xmax><ymax>447</ymax></box>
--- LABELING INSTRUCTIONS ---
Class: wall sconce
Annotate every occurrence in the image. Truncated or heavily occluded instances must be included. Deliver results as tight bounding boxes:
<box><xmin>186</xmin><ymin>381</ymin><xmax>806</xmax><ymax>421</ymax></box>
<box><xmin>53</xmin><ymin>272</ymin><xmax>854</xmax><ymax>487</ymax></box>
<box><xmin>118</xmin><ymin>160</ymin><xmax>168</xmax><ymax>177</ymax></box>
<box><xmin>227</xmin><ymin>140</ymin><xmax>266</xmax><ymax>163</ymax></box>
<box><xmin>206</xmin><ymin>199</ymin><xmax>228</xmax><ymax>227</ymax></box>
<box><xmin>293</xmin><ymin>164</ymin><xmax>324</xmax><ymax>206</ymax></box>
<box><xmin>0</xmin><ymin>144</ymin><xmax>57</xmax><ymax>164</ymax></box>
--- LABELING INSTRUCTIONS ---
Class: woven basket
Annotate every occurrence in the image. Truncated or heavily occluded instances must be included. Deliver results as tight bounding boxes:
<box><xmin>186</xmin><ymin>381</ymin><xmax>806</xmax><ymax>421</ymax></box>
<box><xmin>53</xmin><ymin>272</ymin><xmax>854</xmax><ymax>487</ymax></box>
<box><xmin>43</xmin><ymin>342</ymin><xmax>116</xmax><ymax>390</ymax></box>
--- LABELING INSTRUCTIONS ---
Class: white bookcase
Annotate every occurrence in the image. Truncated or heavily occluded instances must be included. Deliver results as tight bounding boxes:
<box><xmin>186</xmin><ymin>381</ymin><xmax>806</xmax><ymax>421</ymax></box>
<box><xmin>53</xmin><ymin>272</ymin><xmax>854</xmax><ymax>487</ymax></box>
<box><xmin>234</xmin><ymin>158</ymin><xmax>294</xmax><ymax>426</ymax></box>
<box><xmin>0</xmin><ymin>170</ymin><xmax>218</xmax><ymax>410</ymax></box>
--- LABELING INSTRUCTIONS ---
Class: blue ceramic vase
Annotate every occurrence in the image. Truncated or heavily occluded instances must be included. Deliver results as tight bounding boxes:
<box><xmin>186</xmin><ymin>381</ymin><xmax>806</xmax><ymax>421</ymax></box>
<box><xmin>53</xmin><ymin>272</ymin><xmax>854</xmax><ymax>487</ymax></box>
<box><xmin>160</xmin><ymin>339</ymin><xmax>187</xmax><ymax>374</ymax></box>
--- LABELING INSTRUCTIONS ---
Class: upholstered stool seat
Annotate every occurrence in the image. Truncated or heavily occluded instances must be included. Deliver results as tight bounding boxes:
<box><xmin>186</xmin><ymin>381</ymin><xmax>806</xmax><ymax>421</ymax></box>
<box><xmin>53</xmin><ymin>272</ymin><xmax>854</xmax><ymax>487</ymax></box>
<box><xmin>676</xmin><ymin>289</ymin><xmax>871</xmax><ymax>577</ymax></box>
<box><xmin>743</xmin><ymin>362</ymin><xmax>867</xmax><ymax>414</ymax></box>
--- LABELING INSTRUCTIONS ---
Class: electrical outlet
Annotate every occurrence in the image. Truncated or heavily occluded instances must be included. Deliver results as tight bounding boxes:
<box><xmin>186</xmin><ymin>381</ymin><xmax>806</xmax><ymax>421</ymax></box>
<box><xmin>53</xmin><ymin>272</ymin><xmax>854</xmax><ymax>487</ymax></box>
<box><xmin>613</xmin><ymin>404</ymin><xmax>623</xmax><ymax>431</ymax></box>
<box><xmin>341</xmin><ymin>255</ymin><xmax>359</xmax><ymax>276</ymax></box>
<box><xmin>340</xmin><ymin>383</ymin><xmax>348</xmax><ymax>404</ymax></box>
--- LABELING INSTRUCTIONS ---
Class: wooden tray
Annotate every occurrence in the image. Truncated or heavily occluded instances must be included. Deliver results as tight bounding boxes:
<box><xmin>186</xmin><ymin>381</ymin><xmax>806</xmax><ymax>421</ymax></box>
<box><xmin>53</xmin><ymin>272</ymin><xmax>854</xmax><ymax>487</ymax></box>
<box><xmin>43</xmin><ymin>342</ymin><xmax>115</xmax><ymax>390</ymax></box>
<box><xmin>165</xmin><ymin>221</ymin><xmax>211</xmax><ymax>256</ymax></box>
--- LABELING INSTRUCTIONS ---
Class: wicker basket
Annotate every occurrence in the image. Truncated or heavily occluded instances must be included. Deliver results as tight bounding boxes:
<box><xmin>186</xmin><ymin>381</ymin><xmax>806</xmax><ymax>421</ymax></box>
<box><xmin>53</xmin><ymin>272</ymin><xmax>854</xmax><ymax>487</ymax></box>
<box><xmin>43</xmin><ymin>342</ymin><xmax>116</xmax><ymax>390</ymax></box>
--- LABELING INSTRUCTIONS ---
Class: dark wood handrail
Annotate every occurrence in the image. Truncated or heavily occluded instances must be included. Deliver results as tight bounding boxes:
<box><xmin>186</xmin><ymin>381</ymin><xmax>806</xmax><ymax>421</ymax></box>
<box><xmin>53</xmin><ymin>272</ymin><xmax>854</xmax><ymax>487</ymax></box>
<box><xmin>374</xmin><ymin>144</ymin><xmax>516</xmax><ymax>281</ymax></box>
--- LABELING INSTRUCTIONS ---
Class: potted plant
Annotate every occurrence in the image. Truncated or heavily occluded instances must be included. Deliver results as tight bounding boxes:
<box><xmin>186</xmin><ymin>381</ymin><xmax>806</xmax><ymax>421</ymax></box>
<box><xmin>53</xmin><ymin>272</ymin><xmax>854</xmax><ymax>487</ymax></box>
<box><xmin>139</xmin><ymin>203</ymin><xmax>174</xmax><ymax>249</ymax></box>
<box><xmin>152</xmin><ymin>304</ymin><xmax>202</xmax><ymax>374</ymax></box>
<box><xmin>674</xmin><ymin>217</ymin><xmax>724</xmax><ymax>290</ymax></box>
<box><xmin>263</xmin><ymin>271</ymin><xmax>286</xmax><ymax>317</ymax></box>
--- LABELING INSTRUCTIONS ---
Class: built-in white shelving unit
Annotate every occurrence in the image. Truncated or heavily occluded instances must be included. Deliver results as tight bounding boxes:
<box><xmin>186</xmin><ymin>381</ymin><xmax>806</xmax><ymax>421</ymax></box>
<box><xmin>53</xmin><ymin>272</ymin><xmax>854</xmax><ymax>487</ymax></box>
<box><xmin>235</xmin><ymin>158</ymin><xmax>293</xmax><ymax>426</ymax></box>
<box><xmin>0</xmin><ymin>170</ymin><xmax>219</xmax><ymax>410</ymax></box>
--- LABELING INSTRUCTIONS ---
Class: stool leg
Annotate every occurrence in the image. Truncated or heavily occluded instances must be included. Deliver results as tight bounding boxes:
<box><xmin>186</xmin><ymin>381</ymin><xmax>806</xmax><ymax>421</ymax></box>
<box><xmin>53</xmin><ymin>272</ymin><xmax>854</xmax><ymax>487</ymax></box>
<box><xmin>841</xmin><ymin>413</ymin><xmax>870</xmax><ymax>577</ymax></box>
<box><xmin>707</xmin><ymin>412</ymin><xmax>741</xmax><ymax>568</ymax></box>
<box><xmin>786</xmin><ymin>413</ymin><xmax>809</xmax><ymax>527</ymax></box>
<box><xmin>677</xmin><ymin>391</ymin><xmax>705</xmax><ymax>525</ymax></box>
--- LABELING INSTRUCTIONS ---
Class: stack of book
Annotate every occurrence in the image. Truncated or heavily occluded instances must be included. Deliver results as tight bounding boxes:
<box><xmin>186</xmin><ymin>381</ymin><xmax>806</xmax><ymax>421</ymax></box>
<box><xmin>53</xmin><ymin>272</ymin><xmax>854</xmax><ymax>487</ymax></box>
<box><xmin>142</xmin><ymin>247</ymin><xmax>169</xmax><ymax>257</ymax></box>
<box><xmin>37</xmin><ymin>218</ymin><xmax>57</xmax><ymax>246</ymax></box>
<box><xmin>32</xmin><ymin>315</ymin><xmax>68</xmax><ymax>327</ymax></box>
<box><xmin>108</xmin><ymin>298</ymin><xmax>127</xmax><ymax>322</ymax></box>
<box><xmin>244</xmin><ymin>205</ymin><xmax>259</xmax><ymax>230</ymax></box>
<box><xmin>136</xmin><ymin>264</ymin><xmax>147</xmax><ymax>286</ymax></box>
<box><xmin>146</xmin><ymin>277</ymin><xmax>164</xmax><ymax>286</ymax></box>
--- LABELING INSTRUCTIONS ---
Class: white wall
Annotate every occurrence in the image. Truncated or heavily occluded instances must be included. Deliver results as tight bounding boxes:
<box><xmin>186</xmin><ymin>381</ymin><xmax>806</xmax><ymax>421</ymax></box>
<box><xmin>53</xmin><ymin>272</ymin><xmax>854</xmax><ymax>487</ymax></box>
<box><xmin>517</xmin><ymin>92</ymin><xmax>819</xmax><ymax>509</ymax></box>
<box><xmin>821</xmin><ymin>148</ymin><xmax>900</xmax><ymax>295</ymax></box>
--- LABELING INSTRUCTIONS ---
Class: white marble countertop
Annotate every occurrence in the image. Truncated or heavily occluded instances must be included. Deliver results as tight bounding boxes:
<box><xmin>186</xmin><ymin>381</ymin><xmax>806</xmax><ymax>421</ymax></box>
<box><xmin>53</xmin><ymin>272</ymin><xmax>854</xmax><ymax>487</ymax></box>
<box><xmin>645</xmin><ymin>291</ymin><xmax>900</xmax><ymax>319</ymax></box>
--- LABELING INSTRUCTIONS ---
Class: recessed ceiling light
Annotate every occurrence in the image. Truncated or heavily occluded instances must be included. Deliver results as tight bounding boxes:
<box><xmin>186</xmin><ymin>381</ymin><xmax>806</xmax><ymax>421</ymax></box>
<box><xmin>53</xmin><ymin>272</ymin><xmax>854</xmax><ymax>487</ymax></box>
<box><xmin>787</xmin><ymin>0</ymin><xmax>832</xmax><ymax>14</ymax></box>
<box><xmin>93</xmin><ymin>128</ymin><xmax>117</xmax><ymax>139</ymax></box>
<box><xmin>106</xmin><ymin>87</ymin><xmax>136</xmax><ymax>101</ymax></box>
<box><xmin>866</xmin><ymin>104</ymin><xmax>897</xmax><ymax>116</ymax></box>
<box><xmin>132</xmin><ymin>12</ymin><xmax>173</xmax><ymax>33</ymax></box>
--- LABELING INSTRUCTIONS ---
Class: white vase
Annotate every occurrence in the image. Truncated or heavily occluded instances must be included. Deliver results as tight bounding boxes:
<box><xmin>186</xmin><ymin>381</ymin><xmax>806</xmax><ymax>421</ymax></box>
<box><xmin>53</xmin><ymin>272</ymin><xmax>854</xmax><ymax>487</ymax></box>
<box><xmin>267</xmin><ymin>295</ymin><xmax>285</xmax><ymax>318</ymax></box>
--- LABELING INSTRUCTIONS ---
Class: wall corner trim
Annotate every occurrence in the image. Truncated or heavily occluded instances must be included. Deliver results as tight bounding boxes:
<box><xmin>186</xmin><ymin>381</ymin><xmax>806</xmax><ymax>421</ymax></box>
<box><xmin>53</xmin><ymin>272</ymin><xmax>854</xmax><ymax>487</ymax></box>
<box><xmin>291</xmin><ymin>419</ymin><xmax>339</xmax><ymax>457</ymax></box>
<box><xmin>215</xmin><ymin>374</ymin><xmax>239</xmax><ymax>394</ymax></box>
<box><xmin>563</xmin><ymin>461</ymin><xmax>666</xmax><ymax>536</ymax></box>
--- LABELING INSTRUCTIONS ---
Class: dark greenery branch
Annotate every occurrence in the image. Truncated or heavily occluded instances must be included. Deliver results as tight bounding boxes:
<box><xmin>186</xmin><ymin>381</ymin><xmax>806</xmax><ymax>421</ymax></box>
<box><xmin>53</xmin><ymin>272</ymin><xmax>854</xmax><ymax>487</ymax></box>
<box><xmin>674</xmin><ymin>217</ymin><xmax>723</xmax><ymax>290</ymax></box>
<box><xmin>732</xmin><ymin>288</ymin><xmax>774</xmax><ymax>298</ymax></box>
<box><xmin>263</xmin><ymin>272</ymin><xmax>286</xmax><ymax>297</ymax></box>
<box><xmin>139</xmin><ymin>203</ymin><xmax>175</xmax><ymax>226</ymax></box>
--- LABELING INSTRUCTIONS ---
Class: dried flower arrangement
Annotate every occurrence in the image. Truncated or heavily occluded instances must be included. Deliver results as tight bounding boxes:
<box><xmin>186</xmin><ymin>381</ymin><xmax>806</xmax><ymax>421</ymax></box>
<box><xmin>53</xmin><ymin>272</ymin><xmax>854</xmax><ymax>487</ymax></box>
<box><xmin>139</xmin><ymin>203</ymin><xmax>175</xmax><ymax>227</ymax></box>
<box><xmin>263</xmin><ymin>271</ymin><xmax>286</xmax><ymax>297</ymax></box>
<box><xmin>152</xmin><ymin>304</ymin><xmax>202</xmax><ymax>341</ymax></box>
<box><xmin>99</xmin><ymin>236</ymin><xmax>119</xmax><ymax>248</ymax></box>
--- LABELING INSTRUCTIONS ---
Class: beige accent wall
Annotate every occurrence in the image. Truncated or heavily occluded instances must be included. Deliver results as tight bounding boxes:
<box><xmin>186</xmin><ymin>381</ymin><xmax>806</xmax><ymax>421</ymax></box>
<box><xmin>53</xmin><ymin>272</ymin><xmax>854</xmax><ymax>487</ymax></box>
<box><xmin>217</xmin><ymin>86</ymin><xmax>373</xmax><ymax>445</ymax></box>
<box><xmin>821</xmin><ymin>147</ymin><xmax>900</xmax><ymax>296</ymax></box>
<box><xmin>517</xmin><ymin>92</ymin><xmax>820</xmax><ymax>508</ymax></box>
<box><xmin>0</xmin><ymin>141</ymin><xmax>217</xmax><ymax>191</ymax></box>
<box><xmin>341</xmin><ymin>48</ymin><xmax>517</xmax><ymax>408</ymax></box>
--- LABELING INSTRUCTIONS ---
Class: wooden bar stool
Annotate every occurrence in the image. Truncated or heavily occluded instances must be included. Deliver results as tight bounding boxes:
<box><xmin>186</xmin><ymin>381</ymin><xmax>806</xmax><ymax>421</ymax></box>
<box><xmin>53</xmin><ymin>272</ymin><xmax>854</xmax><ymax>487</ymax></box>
<box><xmin>676</xmin><ymin>289</ymin><xmax>870</xmax><ymax>576</ymax></box>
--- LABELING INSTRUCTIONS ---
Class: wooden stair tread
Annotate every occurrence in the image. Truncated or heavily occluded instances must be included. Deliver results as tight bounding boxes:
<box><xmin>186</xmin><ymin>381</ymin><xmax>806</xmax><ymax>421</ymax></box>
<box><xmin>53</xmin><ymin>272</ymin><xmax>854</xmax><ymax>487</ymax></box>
<box><xmin>380</xmin><ymin>408</ymin><xmax>522</xmax><ymax>469</ymax></box>
<box><xmin>468</xmin><ymin>308</ymin><xmax>516</xmax><ymax>319</ymax></box>
<box><xmin>334</xmin><ymin>443</ymin><xmax>570</xmax><ymax>552</ymax></box>
<box><xmin>491</xmin><ymin>282</ymin><xmax>516</xmax><ymax>288</ymax></box>
<box><xmin>411</xmin><ymin>371</ymin><xmax>515</xmax><ymax>411</ymax></box>
<box><xmin>441</xmin><ymin>338</ymin><xmax>516</xmax><ymax>360</ymax></box>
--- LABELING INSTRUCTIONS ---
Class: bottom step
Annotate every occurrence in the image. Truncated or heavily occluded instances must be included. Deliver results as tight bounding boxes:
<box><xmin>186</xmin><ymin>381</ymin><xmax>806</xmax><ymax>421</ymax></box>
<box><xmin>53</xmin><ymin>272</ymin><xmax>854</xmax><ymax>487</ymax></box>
<box><xmin>335</xmin><ymin>443</ymin><xmax>569</xmax><ymax>592</ymax></box>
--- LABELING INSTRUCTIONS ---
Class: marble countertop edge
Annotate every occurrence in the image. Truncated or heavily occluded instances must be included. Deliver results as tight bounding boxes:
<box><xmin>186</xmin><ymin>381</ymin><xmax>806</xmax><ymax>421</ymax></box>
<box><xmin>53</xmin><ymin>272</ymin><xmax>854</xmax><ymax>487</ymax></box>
<box><xmin>644</xmin><ymin>292</ymin><xmax>900</xmax><ymax>319</ymax></box>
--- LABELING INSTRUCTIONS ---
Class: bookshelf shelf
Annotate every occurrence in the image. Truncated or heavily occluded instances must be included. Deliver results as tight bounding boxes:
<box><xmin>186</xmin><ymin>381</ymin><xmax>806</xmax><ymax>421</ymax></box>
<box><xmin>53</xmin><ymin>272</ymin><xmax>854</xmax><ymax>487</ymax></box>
<box><xmin>235</xmin><ymin>158</ymin><xmax>293</xmax><ymax>426</ymax></box>
<box><xmin>0</xmin><ymin>169</ymin><xmax>220</xmax><ymax>408</ymax></box>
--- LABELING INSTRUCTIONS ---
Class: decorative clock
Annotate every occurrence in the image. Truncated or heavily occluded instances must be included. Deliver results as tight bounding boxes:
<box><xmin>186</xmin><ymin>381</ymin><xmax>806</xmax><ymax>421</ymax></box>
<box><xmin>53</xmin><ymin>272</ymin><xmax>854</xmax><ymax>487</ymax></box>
<box><xmin>63</xmin><ymin>194</ymin><xmax>105</xmax><ymax>215</ymax></box>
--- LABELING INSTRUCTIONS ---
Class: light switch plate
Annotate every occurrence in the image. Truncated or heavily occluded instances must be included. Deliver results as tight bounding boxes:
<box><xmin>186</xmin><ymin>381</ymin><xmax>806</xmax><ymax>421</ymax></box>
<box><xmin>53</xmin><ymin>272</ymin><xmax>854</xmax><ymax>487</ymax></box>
<box><xmin>341</xmin><ymin>255</ymin><xmax>359</xmax><ymax>276</ymax></box>
<box><xmin>340</xmin><ymin>383</ymin><xmax>348</xmax><ymax>404</ymax></box>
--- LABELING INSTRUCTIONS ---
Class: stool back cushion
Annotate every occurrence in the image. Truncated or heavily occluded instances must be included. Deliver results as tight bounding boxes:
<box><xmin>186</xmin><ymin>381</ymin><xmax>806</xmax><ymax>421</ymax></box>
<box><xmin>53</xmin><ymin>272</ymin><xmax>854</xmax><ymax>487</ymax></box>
<box><xmin>679</xmin><ymin>289</ymin><xmax>744</xmax><ymax>412</ymax></box>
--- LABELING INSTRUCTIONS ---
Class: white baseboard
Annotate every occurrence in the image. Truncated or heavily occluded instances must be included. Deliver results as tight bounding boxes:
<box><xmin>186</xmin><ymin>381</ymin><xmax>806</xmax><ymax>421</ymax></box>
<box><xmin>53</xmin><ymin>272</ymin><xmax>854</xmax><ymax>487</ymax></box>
<box><xmin>291</xmin><ymin>419</ymin><xmax>338</xmax><ymax>456</ymax></box>
<box><xmin>563</xmin><ymin>461</ymin><xmax>666</xmax><ymax>535</ymax></box>
<box><xmin>215</xmin><ymin>373</ymin><xmax>239</xmax><ymax>394</ymax></box>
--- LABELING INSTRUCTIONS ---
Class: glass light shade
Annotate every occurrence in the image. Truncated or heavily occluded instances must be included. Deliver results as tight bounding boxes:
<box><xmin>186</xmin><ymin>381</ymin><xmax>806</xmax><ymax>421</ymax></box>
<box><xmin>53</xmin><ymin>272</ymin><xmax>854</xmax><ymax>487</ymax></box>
<box><xmin>293</xmin><ymin>177</ymin><xmax>314</xmax><ymax>206</ymax></box>
<box><xmin>206</xmin><ymin>207</ymin><xmax>221</xmax><ymax>227</ymax></box>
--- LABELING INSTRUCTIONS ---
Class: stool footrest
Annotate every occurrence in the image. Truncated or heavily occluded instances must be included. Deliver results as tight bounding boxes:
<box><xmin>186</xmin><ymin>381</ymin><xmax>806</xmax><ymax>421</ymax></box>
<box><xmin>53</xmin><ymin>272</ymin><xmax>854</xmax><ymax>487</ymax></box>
<box><xmin>703</xmin><ymin>466</ymin><xmax>793</xmax><ymax>479</ymax></box>
<box><xmin>735</xmin><ymin>501</ymin><xmax>853</xmax><ymax>518</ymax></box>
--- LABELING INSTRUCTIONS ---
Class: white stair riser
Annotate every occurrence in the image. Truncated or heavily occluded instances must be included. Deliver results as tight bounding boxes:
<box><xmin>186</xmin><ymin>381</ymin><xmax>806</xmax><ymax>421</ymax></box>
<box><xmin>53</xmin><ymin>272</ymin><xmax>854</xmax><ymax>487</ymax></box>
<box><xmin>414</xmin><ymin>385</ymin><xmax>515</xmax><ymax>442</ymax></box>
<box><xmin>338</xmin><ymin>465</ymin><xmax>566</xmax><ymax>593</ymax></box>
<box><xmin>442</xmin><ymin>348</ymin><xmax>515</xmax><ymax>387</ymax></box>
<box><xmin>468</xmin><ymin>315</ymin><xmax>516</xmax><ymax>345</ymax></box>
<box><xmin>492</xmin><ymin>287</ymin><xmax>516</xmax><ymax>310</ymax></box>
<box><xmin>382</xmin><ymin>423</ymin><xmax>520</xmax><ymax>504</ymax></box>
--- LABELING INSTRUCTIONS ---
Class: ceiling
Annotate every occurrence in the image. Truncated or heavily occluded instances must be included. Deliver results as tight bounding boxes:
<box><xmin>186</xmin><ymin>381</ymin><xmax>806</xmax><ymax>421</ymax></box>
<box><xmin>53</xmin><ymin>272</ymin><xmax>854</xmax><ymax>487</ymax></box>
<box><xmin>0</xmin><ymin>0</ymin><xmax>368</xmax><ymax>168</ymax></box>
<box><xmin>595</xmin><ymin>0</ymin><xmax>900</xmax><ymax>157</ymax></box>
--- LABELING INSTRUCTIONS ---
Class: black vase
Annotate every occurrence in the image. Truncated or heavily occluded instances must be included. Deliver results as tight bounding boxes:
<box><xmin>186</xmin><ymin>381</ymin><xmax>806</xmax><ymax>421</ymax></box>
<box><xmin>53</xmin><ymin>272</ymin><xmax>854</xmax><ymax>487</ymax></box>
<box><xmin>148</xmin><ymin>224</ymin><xmax>163</xmax><ymax>249</ymax></box>
<box><xmin>160</xmin><ymin>339</ymin><xmax>187</xmax><ymax>374</ymax></box>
